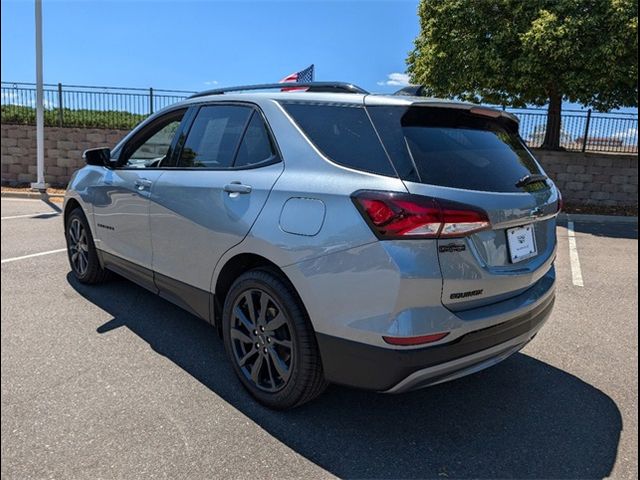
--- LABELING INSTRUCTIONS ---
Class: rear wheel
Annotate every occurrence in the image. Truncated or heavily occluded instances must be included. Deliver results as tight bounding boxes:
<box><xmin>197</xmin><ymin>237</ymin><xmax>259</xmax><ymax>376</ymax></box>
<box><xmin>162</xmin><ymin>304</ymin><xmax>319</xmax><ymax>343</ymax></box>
<box><xmin>222</xmin><ymin>269</ymin><xmax>327</xmax><ymax>409</ymax></box>
<box><xmin>65</xmin><ymin>208</ymin><xmax>110</xmax><ymax>284</ymax></box>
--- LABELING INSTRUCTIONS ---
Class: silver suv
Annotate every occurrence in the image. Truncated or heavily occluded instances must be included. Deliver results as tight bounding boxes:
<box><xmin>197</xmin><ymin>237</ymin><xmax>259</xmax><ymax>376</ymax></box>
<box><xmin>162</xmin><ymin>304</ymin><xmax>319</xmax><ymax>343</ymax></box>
<box><xmin>64</xmin><ymin>82</ymin><xmax>560</xmax><ymax>409</ymax></box>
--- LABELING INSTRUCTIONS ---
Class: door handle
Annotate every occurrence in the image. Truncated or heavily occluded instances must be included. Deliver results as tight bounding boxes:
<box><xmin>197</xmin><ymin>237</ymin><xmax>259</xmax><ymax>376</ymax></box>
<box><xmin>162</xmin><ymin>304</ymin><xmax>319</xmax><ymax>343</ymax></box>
<box><xmin>134</xmin><ymin>178</ymin><xmax>153</xmax><ymax>191</ymax></box>
<box><xmin>223</xmin><ymin>182</ymin><xmax>252</xmax><ymax>194</ymax></box>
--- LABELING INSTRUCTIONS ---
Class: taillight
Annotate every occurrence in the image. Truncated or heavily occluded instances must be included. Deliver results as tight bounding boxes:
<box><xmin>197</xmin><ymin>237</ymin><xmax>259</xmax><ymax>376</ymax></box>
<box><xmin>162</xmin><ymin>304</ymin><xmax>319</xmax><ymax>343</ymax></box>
<box><xmin>557</xmin><ymin>190</ymin><xmax>563</xmax><ymax>213</ymax></box>
<box><xmin>383</xmin><ymin>332</ymin><xmax>450</xmax><ymax>346</ymax></box>
<box><xmin>439</xmin><ymin>203</ymin><xmax>491</xmax><ymax>238</ymax></box>
<box><xmin>352</xmin><ymin>191</ymin><xmax>490</xmax><ymax>239</ymax></box>
<box><xmin>469</xmin><ymin>106</ymin><xmax>502</xmax><ymax>119</ymax></box>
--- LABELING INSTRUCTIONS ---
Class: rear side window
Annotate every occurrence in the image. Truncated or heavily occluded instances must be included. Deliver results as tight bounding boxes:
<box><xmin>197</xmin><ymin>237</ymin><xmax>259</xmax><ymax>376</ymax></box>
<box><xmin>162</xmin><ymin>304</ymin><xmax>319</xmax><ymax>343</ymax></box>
<box><xmin>178</xmin><ymin>105</ymin><xmax>252</xmax><ymax>168</ymax></box>
<box><xmin>369</xmin><ymin>106</ymin><xmax>543</xmax><ymax>193</ymax></box>
<box><xmin>234</xmin><ymin>112</ymin><xmax>278</xmax><ymax>167</ymax></box>
<box><xmin>280</xmin><ymin>102</ymin><xmax>396</xmax><ymax>177</ymax></box>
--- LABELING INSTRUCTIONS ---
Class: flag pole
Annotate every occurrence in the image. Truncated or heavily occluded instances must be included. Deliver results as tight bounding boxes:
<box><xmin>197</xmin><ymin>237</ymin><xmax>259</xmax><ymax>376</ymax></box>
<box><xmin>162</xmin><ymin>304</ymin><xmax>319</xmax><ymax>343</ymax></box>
<box><xmin>31</xmin><ymin>0</ymin><xmax>47</xmax><ymax>192</ymax></box>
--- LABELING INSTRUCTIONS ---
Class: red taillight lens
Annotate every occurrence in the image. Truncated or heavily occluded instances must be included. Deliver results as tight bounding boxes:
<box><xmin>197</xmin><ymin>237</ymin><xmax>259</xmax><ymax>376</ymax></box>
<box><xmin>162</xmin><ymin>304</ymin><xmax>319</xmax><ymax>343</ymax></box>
<box><xmin>359</xmin><ymin>199</ymin><xmax>397</xmax><ymax>225</ymax></box>
<box><xmin>352</xmin><ymin>191</ymin><xmax>490</xmax><ymax>239</ymax></box>
<box><xmin>469</xmin><ymin>106</ymin><xmax>503</xmax><ymax>119</ymax></box>
<box><xmin>383</xmin><ymin>332</ymin><xmax>450</xmax><ymax>346</ymax></box>
<box><xmin>557</xmin><ymin>190</ymin><xmax>563</xmax><ymax>213</ymax></box>
<box><xmin>357</xmin><ymin>193</ymin><xmax>442</xmax><ymax>237</ymax></box>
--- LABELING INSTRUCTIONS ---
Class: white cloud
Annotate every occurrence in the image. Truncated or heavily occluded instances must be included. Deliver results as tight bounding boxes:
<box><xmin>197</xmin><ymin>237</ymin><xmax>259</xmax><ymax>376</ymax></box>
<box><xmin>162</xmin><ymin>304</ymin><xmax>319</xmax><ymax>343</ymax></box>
<box><xmin>377</xmin><ymin>72</ymin><xmax>411</xmax><ymax>87</ymax></box>
<box><xmin>0</xmin><ymin>91</ymin><xmax>54</xmax><ymax>109</ymax></box>
<box><xmin>0</xmin><ymin>91</ymin><xmax>19</xmax><ymax>104</ymax></box>
<box><xmin>28</xmin><ymin>98</ymin><xmax>55</xmax><ymax>109</ymax></box>
<box><xmin>612</xmin><ymin>127</ymin><xmax>638</xmax><ymax>140</ymax></box>
<box><xmin>204</xmin><ymin>80</ymin><xmax>219</xmax><ymax>86</ymax></box>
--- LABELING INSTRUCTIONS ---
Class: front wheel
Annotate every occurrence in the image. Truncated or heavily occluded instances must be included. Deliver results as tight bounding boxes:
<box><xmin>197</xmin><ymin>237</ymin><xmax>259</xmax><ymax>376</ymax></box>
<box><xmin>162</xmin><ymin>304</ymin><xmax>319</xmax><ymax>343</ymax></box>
<box><xmin>222</xmin><ymin>269</ymin><xmax>328</xmax><ymax>409</ymax></box>
<box><xmin>65</xmin><ymin>208</ymin><xmax>110</xmax><ymax>284</ymax></box>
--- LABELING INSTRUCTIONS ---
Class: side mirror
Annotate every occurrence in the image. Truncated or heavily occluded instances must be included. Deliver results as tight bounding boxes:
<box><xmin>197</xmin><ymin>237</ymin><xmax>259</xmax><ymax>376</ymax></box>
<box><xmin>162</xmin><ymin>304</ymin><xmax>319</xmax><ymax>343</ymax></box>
<box><xmin>83</xmin><ymin>147</ymin><xmax>113</xmax><ymax>168</ymax></box>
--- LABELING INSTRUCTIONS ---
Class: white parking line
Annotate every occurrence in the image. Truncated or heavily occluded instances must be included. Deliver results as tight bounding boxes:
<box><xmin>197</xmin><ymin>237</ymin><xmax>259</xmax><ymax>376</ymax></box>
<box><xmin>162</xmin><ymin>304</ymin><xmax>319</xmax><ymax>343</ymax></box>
<box><xmin>1</xmin><ymin>197</ymin><xmax>47</xmax><ymax>202</ymax></box>
<box><xmin>1</xmin><ymin>248</ymin><xmax>67</xmax><ymax>264</ymax></box>
<box><xmin>567</xmin><ymin>221</ymin><xmax>584</xmax><ymax>287</ymax></box>
<box><xmin>1</xmin><ymin>212</ymin><xmax>60</xmax><ymax>220</ymax></box>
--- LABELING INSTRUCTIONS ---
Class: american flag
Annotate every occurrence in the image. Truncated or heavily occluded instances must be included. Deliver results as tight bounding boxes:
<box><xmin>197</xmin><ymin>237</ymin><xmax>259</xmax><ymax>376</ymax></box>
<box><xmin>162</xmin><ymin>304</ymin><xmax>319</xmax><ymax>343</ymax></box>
<box><xmin>279</xmin><ymin>64</ymin><xmax>314</xmax><ymax>91</ymax></box>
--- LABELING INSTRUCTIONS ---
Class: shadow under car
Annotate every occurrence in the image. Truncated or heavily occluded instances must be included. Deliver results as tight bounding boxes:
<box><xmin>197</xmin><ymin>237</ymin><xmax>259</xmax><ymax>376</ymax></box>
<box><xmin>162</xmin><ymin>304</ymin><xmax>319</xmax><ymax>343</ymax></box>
<box><xmin>68</xmin><ymin>273</ymin><xmax>622</xmax><ymax>480</ymax></box>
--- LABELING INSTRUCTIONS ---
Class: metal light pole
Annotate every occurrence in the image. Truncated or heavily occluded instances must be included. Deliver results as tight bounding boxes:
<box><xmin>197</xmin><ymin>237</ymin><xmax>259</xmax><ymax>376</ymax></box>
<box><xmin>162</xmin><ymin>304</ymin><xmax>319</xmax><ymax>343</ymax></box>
<box><xmin>31</xmin><ymin>0</ymin><xmax>47</xmax><ymax>191</ymax></box>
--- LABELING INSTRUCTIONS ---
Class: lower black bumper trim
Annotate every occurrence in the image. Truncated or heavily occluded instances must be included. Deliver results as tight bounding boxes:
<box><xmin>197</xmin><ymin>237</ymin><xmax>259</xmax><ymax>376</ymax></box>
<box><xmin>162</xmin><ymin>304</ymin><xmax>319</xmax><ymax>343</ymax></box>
<box><xmin>316</xmin><ymin>293</ymin><xmax>555</xmax><ymax>391</ymax></box>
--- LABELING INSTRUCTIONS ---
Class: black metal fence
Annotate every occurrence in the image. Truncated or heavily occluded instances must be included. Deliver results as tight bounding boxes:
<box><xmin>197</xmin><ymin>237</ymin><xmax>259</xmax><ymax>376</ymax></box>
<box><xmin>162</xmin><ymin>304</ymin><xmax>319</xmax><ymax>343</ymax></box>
<box><xmin>508</xmin><ymin>107</ymin><xmax>638</xmax><ymax>153</ymax></box>
<box><xmin>1</xmin><ymin>82</ymin><xmax>194</xmax><ymax>129</ymax></box>
<box><xmin>1</xmin><ymin>81</ymin><xmax>638</xmax><ymax>152</ymax></box>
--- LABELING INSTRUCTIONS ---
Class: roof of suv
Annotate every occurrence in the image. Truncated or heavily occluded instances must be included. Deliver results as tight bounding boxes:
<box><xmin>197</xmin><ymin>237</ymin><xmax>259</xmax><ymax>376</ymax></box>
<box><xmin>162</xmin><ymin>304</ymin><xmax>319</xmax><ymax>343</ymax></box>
<box><xmin>175</xmin><ymin>82</ymin><xmax>519</xmax><ymax>123</ymax></box>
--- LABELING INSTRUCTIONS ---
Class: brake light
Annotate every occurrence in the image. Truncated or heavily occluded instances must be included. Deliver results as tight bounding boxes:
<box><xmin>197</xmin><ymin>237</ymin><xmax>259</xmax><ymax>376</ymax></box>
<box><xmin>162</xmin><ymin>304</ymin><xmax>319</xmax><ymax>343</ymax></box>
<box><xmin>469</xmin><ymin>106</ymin><xmax>502</xmax><ymax>119</ymax></box>
<box><xmin>352</xmin><ymin>191</ymin><xmax>490</xmax><ymax>239</ymax></box>
<box><xmin>557</xmin><ymin>190</ymin><xmax>563</xmax><ymax>213</ymax></box>
<box><xmin>383</xmin><ymin>332</ymin><xmax>450</xmax><ymax>346</ymax></box>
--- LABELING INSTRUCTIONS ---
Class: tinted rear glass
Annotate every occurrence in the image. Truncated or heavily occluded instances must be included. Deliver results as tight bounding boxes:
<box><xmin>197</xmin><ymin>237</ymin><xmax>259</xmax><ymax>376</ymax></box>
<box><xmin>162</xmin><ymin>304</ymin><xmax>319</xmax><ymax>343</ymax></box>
<box><xmin>280</xmin><ymin>102</ymin><xmax>397</xmax><ymax>177</ymax></box>
<box><xmin>368</xmin><ymin>106</ymin><xmax>543</xmax><ymax>193</ymax></box>
<box><xmin>234</xmin><ymin>112</ymin><xmax>278</xmax><ymax>168</ymax></box>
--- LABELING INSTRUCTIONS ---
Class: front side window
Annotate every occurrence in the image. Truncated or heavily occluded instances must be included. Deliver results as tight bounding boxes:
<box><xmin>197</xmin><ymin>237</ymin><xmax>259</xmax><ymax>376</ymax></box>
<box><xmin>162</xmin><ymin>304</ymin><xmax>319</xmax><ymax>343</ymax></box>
<box><xmin>177</xmin><ymin>105</ymin><xmax>252</xmax><ymax>168</ymax></box>
<box><xmin>123</xmin><ymin>110</ymin><xmax>185</xmax><ymax>168</ymax></box>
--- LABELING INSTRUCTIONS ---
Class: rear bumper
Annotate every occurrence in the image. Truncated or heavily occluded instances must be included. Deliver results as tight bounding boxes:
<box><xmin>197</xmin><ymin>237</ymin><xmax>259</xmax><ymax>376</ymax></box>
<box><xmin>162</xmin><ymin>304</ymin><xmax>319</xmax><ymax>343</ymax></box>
<box><xmin>316</xmin><ymin>286</ymin><xmax>555</xmax><ymax>392</ymax></box>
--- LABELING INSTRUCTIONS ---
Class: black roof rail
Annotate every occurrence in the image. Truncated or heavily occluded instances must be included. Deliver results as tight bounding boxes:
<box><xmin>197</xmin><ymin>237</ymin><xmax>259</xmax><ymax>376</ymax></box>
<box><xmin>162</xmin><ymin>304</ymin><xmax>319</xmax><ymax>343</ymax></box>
<box><xmin>189</xmin><ymin>82</ymin><xmax>369</xmax><ymax>98</ymax></box>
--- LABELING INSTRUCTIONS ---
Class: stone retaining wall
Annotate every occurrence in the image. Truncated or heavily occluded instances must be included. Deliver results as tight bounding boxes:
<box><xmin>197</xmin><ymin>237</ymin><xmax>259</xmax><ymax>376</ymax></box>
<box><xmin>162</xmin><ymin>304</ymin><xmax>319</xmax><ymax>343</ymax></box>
<box><xmin>1</xmin><ymin>124</ymin><xmax>127</xmax><ymax>186</ymax></box>
<box><xmin>532</xmin><ymin>150</ymin><xmax>637</xmax><ymax>207</ymax></box>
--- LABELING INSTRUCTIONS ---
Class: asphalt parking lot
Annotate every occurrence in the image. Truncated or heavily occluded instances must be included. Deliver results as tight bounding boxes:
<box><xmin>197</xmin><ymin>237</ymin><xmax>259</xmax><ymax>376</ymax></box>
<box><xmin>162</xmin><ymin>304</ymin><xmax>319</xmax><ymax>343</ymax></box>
<box><xmin>1</xmin><ymin>197</ymin><xmax>638</xmax><ymax>480</ymax></box>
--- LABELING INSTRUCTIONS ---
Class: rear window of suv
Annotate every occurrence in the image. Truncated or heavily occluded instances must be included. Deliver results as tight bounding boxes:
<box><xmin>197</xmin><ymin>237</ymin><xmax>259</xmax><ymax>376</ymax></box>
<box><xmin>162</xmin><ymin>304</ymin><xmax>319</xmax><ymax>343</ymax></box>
<box><xmin>368</xmin><ymin>106</ymin><xmax>544</xmax><ymax>193</ymax></box>
<box><xmin>280</xmin><ymin>102</ymin><xmax>397</xmax><ymax>177</ymax></box>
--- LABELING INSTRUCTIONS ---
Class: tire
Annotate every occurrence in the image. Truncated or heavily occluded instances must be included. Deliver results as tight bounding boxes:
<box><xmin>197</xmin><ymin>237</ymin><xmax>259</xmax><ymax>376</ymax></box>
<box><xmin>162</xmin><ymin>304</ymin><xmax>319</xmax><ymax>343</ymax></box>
<box><xmin>65</xmin><ymin>207</ymin><xmax>111</xmax><ymax>284</ymax></box>
<box><xmin>222</xmin><ymin>268</ymin><xmax>328</xmax><ymax>409</ymax></box>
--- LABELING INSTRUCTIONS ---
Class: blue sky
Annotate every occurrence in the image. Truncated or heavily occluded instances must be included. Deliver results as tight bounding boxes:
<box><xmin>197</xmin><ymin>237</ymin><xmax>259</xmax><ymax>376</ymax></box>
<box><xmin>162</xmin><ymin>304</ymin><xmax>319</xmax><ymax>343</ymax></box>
<box><xmin>1</xmin><ymin>0</ymin><xmax>636</xmax><ymax>120</ymax></box>
<box><xmin>1</xmin><ymin>0</ymin><xmax>419</xmax><ymax>93</ymax></box>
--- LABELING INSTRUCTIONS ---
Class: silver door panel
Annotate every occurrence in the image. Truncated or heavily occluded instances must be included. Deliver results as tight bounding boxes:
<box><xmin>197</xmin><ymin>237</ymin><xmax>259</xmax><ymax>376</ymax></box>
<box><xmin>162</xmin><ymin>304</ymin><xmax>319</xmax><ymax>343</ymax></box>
<box><xmin>149</xmin><ymin>163</ymin><xmax>284</xmax><ymax>292</ymax></box>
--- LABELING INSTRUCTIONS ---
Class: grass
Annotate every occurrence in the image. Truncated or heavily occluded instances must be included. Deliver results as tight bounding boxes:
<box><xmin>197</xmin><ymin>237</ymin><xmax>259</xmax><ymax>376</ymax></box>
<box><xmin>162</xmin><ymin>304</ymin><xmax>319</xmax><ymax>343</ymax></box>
<box><xmin>1</xmin><ymin>104</ymin><xmax>146</xmax><ymax>130</ymax></box>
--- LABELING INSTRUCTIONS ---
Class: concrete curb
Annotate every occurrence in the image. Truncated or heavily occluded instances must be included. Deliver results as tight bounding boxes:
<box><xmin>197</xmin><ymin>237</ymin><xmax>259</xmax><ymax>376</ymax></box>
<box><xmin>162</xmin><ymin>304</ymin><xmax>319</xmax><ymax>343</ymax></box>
<box><xmin>1</xmin><ymin>191</ymin><xmax>65</xmax><ymax>200</ymax></box>
<box><xmin>559</xmin><ymin>213</ymin><xmax>638</xmax><ymax>224</ymax></box>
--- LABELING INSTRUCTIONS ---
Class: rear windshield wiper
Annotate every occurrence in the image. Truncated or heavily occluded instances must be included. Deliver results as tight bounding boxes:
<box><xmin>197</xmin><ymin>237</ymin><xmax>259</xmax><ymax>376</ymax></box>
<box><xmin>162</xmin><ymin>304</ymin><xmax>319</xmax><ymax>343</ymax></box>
<box><xmin>516</xmin><ymin>174</ymin><xmax>548</xmax><ymax>188</ymax></box>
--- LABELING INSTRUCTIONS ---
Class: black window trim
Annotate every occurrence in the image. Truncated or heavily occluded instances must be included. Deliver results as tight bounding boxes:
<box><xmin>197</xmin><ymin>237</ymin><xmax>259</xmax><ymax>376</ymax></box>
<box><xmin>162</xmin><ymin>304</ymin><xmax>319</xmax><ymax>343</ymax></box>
<box><xmin>171</xmin><ymin>101</ymin><xmax>283</xmax><ymax>171</ymax></box>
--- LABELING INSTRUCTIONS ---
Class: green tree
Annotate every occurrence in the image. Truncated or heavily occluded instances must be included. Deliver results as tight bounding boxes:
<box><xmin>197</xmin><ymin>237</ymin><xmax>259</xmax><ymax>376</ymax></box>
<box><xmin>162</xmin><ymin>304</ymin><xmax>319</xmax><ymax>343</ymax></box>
<box><xmin>406</xmin><ymin>0</ymin><xmax>638</xmax><ymax>150</ymax></box>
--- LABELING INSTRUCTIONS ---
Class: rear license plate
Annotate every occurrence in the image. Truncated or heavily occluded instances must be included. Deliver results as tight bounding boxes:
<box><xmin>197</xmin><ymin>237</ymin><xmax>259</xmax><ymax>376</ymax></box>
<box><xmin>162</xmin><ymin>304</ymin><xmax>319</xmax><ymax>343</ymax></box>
<box><xmin>507</xmin><ymin>224</ymin><xmax>537</xmax><ymax>263</ymax></box>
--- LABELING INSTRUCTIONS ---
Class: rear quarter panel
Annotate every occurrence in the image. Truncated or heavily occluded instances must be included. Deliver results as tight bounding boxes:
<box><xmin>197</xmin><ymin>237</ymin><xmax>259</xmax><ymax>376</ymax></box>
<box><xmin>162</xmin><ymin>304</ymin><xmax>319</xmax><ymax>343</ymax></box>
<box><xmin>210</xmin><ymin>98</ymin><xmax>410</xmax><ymax>285</ymax></box>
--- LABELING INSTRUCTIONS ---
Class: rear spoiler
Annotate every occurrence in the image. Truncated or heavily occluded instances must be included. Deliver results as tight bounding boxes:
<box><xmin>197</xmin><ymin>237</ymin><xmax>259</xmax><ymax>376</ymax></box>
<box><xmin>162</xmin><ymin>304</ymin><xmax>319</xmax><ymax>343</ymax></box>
<box><xmin>392</xmin><ymin>85</ymin><xmax>519</xmax><ymax>124</ymax></box>
<box><xmin>370</xmin><ymin>88</ymin><xmax>519</xmax><ymax>130</ymax></box>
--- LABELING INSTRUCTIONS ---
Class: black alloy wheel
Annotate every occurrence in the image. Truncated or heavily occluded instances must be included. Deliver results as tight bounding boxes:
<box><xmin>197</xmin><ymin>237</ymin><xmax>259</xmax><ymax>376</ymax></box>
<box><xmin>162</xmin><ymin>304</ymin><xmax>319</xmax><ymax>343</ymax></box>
<box><xmin>222</xmin><ymin>269</ymin><xmax>328</xmax><ymax>409</ymax></box>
